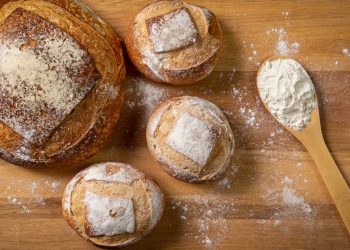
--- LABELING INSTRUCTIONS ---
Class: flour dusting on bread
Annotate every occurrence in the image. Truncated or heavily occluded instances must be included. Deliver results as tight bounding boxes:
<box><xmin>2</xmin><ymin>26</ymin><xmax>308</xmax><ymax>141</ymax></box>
<box><xmin>85</xmin><ymin>191</ymin><xmax>135</xmax><ymax>236</ymax></box>
<box><xmin>0</xmin><ymin>9</ymin><xmax>99</xmax><ymax>144</ymax></box>
<box><xmin>167</xmin><ymin>112</ymin><xmax>217</xmax><ymax>167</ymax></box>
<box><xmin>84</xmin><ymin>163</ymin><xmax>142</xmax><ymax>184</ymax></box>
<box><xmin>146</xmin><ymin>8</ymin><xmax>198</xmax><ymax>53</ymax></box>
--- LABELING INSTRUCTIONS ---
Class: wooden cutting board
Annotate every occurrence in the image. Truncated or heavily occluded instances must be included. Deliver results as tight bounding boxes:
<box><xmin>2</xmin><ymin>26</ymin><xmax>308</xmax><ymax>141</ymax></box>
<box><xmin>0</xmin><ymin>0</ymin><xmax>349</xmax><ymax>249</ymax></box>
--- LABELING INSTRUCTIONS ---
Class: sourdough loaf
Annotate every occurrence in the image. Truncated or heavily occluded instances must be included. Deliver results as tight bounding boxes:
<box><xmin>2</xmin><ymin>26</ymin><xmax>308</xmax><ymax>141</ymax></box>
<box><xmin>146</xmin><ymin>96</ymin><xmax>235</xmax><ymax>182</ymax></box>
<box><xmin>0</xmin><ymin>0</ymin><xmax>125</xmax><ymax>166</ymax></box>
<box><xmin>62</xmin><ymin>162</ymin><xmax>164</xmax><ymax>248</ymax></box>
<box><xmin>125</xmin><ymin>0</ymin><xmax>222</xmax><ymax>85</ymax></box>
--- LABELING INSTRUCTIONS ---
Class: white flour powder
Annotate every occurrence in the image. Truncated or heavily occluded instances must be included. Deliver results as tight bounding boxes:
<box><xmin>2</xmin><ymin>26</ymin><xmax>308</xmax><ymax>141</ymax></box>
<box><xmin>342</xmin><ymin>48</ymin><xmax>350</xmax><ymax>56</ymax></box>
<box><xmin>266</xmin><ymin>27</ymin><xmax>300</xmax><ymax>56</ymax></box>
<box><xmin>257</xmin><ymin>59</ymin><xmax>317</xmax><ymax>130</ymax></box>
<box><xmin>147</xmin><ymin>8</ymin><xmax>198</xmax><ymax>53</ymax></box>
<box><xmin>282</xmin><ymin>187</ymin><xmax>312</xmax><ymax>214</ymax></box>
<box><xmin>166</xmin><ymin>112</ymin><xmax>216</xmax><ymax>167</ymax></box>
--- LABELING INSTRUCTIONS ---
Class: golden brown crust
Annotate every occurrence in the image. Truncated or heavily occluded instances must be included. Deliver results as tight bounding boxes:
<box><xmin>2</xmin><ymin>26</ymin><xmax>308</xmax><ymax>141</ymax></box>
<box><xmin>0</xmin><ymin>0</ymin><xmax>125</xmax><ymax>167</ymax></box>
<box><xmin>62</xmin><ymin>162</ymin><xmax>164</xmax><ymax>248</ymax></box>
<box><xmin>125</xmin><ymin>0</ymin><xmax>222</xmax><ymax>85</ymax></box>
<box><xmin>146</xmin><ymin>96</ymin><xmax>235</xmax><ymax>183</ymax></box>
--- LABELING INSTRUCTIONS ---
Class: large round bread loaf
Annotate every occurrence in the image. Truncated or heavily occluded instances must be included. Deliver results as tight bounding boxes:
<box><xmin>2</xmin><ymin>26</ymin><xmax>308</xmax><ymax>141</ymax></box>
<box><xmin>0</xmin><ymin>0</ymin><xmax>125</xmax><ymax>166</ymax></box>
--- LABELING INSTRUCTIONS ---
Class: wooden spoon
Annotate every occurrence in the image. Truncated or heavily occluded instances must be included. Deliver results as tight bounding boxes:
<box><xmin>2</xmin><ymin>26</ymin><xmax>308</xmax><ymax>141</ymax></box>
<box><xmin>257</xmin><ymin>58</ymin><xmax>350</xmax><ymax>234</ymax></box>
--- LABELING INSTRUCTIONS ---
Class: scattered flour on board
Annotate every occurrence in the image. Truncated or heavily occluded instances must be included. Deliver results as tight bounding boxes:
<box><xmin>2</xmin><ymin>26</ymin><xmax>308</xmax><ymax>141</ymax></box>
<box><xmin>296</xmin><ymin>162</ymin><xmax>304</xmax><ymax>168</ymax></box>
<box><xmin>242</xmin><ymin>41</ymin><xmax>261</xmax><ymax>66</ymax></box>
<box><xmin>282</xmin><ymin>176</ymin><xmax>293</xmax><ymax>185</ymax></box>
<box><xmin>232</xmin><ymin>85</ymin><xmax>262</xmax><ymax>130</ymax></box>
<box><xmin>50</xmin><ymin>180</ymin><xmax>61</xmax><ymax>190</ymax></box>
<box><xmin>170</xmin><ymin>164</ymin><xmax>239</xmax><ymax>249</ymax></box>
<box><xmin>239</xmin><ymin>107</ymin><xmax>259</xmax><ymax>129</ymax></box>
<box><xmin>342</xmin><ymin>48</ymin><xmax>350</xmax><ymax>56</ymax></box>
<box><xmin>125</xmin><ymin>77</ymin><xmax>167</xmax><ymax>126</ymax></box>
<box><xmin>266</xmin><ymin>27</ymin><xmax>300</xmax><ymax>56</ymax></box>
<box><xmin>282</xmin><ymin>187</ymin><xmax>312</xmax><ymax>214</ymax></box>
<box><xmin>216</xmin><ymin>164</ymin><xmax>240</xmax><ymax>189</ymax></box>
<box><xmin>5</xmin><ymin>177</ymin><xmax>62</xmax><ymax>214</ymax></box>
<box><xmin>7</xmin><ymin>196</ymin><xmax>31</xmax><ymax>214</ymax></box>
<box><xmin>171</xmin><ymin>194</ymin><xmax>235</xmax><ymax>249</ymax></box>
<box><xmin>258</xmin><ymin>170</ymin><xmax>315</xmax><ymax>232</ymax></box>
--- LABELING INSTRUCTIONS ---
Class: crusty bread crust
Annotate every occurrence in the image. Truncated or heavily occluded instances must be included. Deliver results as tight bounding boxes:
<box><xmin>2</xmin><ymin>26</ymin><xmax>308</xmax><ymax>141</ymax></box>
<box><xmin>62</xmin><ymin>162</ymin><xmax>164</xmax><ymax>248</ymax></box>
<box><xmin>0</xmin><ymin>0</ymin><xmax>125</xmax><ymax>167</ymax></box>
<box><xmin>146</xmin><ymin>96</ymin><xmax>235</xmax><ymax>183</ymax></box>
<box><xmin>125</xmin><ymin>0</ymin><xmax>222</xmax><ymax>85</ymax></box>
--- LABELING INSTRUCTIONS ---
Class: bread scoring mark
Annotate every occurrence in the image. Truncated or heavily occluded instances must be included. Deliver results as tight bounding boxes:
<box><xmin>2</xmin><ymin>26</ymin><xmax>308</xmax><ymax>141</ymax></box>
<box><xmin>149</xmin><ymin>102</ymin><xmax>171</xmax><ymax>137</ymax></box>
<box><xmin>84</xmin><ymin>191</ymin><xmax>135</xmax><ymax>236</ymax></box>
<box><xmin>198</xmin><ymin>6</ymin><xmax>217</xmax><ymax>35</ymax></box>
<box><xmin>145</xmin><ymin>179</ymin><xmax>164</xmax><ymax>230</ymax></box>
<box><xmin>187</xmin><ymin>97</ymin><xmax>226</xmax><ymax>123</ymax></box>
<box><xmin>83</xmin><ymin>163</ymin><xmax>143</xmax><ymax>184</ymax></box>
<box><xmin>63</xmin><ymin>174</ymin><xmax>82</xmax><ymax>215</ymax></box>
<box><xmin>146</xmin><ymin>8</ymin><xmax>198</xmax><ymax>53</ymax></box>
<box><xmin>0</xmin><ymin>8</ymin><xmax>100</xmax><ymax>145</ymax></box>
<box><xmin>64</xmin><ymin>163</ymin><xmax>143</xmax><ymax>216</ymax></box>
<box><xmin>166</xmin><ymin>112</ymin><xmax>217</xmax><ymax>168</ymax></box>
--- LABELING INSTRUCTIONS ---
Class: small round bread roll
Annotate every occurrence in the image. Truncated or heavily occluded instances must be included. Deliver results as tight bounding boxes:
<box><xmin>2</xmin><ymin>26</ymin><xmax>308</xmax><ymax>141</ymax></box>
<box><xmin>125</xmin><ymin>0</ymin><xmax>222</xmax><ymax>85</ymax></box>
<box><xmin>62</xmin><ymin>162</ymin><xmax>164</xmax><ymax>248</ymax></box>
<box><xmin>146</xmin><ymin>96</ymin><xmax>235</xmax><ymax>182</ymax></box>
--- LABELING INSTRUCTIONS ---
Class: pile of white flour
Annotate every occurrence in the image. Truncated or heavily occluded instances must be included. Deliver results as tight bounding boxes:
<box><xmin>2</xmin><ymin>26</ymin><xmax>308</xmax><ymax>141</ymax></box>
<box><xmin>257</xmin><ymin>59</ymin><xmax>317</xmax><ymax>130</ymax></box>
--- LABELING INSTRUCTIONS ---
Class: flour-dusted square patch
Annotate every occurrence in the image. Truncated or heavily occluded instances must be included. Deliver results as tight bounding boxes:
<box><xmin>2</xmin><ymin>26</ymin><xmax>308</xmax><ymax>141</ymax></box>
<box><xmin>146</xmin><ymin>8</ymin><xmax>198</xmax><ymax>53</ymax></box>
<box><xmin>85</xmin><ymin>191</ymin><xmax>135</xmax><ymax>236</ymax></box>
<box><xmin>0</xmin><ymin>9</ymin><xmax>100</xmax><ymax>144</ymax></box>
<box><xmin>166</xmin><ymin>113</ymin><xmax>217</xmax><ymax>167</ymax></box>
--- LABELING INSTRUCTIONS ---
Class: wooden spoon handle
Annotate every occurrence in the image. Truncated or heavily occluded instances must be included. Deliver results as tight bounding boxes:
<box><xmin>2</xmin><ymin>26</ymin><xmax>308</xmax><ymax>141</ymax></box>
<box><xmin>302</xmin><ymin>134</ymin><xmax>350</xmax><ymax>233</ymax></box>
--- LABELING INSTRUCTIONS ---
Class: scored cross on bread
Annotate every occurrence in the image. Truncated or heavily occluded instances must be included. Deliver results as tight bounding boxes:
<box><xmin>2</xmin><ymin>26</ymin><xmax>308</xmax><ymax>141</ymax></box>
<box><xmin>166</xmin><ymin>112</ymin><xmax>218</xmax><ymax>168</ymax></box>
<box><xmin>0</xmin><ymin>8</ymin><xmax>100</xmax><ymax>145</ymax></box>
<box><xmin>146</xmin><ymin>7</ymin><xmax>198</xmax><ymax>53</ymax></box>
<box><xmin>84</xmin><ymin>192</ymin><xmax>135</xmax><ymax>236</ymax></box>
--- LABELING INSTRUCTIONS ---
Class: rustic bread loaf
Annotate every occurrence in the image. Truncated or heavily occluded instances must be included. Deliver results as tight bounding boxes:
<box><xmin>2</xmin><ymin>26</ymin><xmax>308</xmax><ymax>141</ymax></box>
<box><xmin>146</xmin><ymin>96</ymin><xmax>235</xmax><ymax>183</ymax></box>
<box><xmin>0</xmin><ymin>0</ymin><xmax>125</xmax><ymax>166</ymax></box>
<box><xmin>125</xmin><ymin>0</ymin><xmax>222</xmax><ymax>85</ymax></box>
<box><xmin>62</xmin><ymin>162</ymin><xmax>164</xmax><ymax>248</ymax></box>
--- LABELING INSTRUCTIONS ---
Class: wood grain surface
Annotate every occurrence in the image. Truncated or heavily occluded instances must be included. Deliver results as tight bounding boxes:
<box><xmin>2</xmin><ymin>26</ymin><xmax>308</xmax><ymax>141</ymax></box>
<box><xmin>0</xmin><ymin>0</ymin><xmax>350</xmax><ymax>249</ymax></box>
